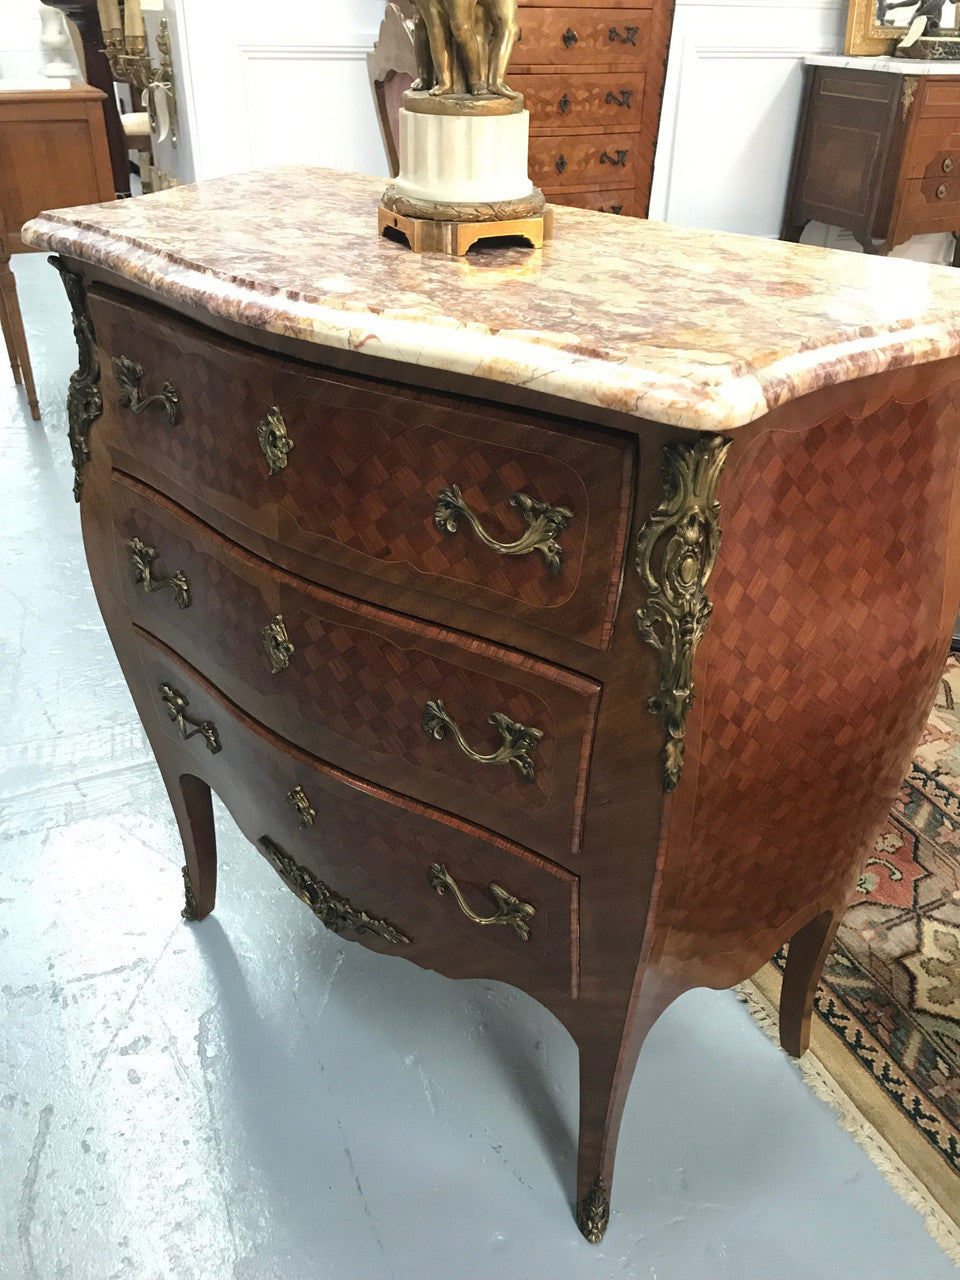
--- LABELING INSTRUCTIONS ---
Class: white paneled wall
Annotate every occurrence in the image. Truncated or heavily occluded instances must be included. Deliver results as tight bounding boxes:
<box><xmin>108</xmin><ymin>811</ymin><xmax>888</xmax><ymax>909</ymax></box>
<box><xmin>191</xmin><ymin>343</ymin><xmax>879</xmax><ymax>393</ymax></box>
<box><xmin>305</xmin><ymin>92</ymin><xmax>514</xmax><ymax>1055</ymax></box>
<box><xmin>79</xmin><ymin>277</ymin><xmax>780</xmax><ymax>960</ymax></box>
<box><xmin>173</xmin><ymin>0</ymin><xmax>388</xmax><ymax>181</ymax></box>
<box><xmin>648</xmin><ymin>0</ymin><xmax>846</xmax><ymax>233</ymax></box>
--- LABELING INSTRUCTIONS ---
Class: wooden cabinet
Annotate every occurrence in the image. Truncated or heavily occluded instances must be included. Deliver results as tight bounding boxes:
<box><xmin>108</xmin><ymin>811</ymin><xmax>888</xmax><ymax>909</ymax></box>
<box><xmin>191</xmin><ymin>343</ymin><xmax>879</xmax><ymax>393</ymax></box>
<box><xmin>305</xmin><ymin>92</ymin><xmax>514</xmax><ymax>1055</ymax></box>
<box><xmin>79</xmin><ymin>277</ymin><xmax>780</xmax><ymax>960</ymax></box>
<box><xmin>514</xmin><ymin>0</ymin><xmax>675</xmax><ymax>217</ymax></box>
<box><xmin>26</xmin><ymin>166</ymin><xmax>960</xmax><ymax>1245</ymax></box>
<box><xmin>782</xmin><ymin>59</ymin><xmax>960</xmax><ymax>260</ymax></box>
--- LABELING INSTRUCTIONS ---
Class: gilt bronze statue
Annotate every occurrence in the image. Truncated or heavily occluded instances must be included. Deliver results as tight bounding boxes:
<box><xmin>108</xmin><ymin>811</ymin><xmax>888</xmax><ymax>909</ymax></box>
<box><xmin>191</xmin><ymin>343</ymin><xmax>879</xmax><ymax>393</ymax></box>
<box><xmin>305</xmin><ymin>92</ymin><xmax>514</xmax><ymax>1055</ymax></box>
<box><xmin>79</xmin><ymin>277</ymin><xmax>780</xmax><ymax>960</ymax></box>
<box><xmin>411</xmin><ymin>0</ymin><xmax>520</xmax><ymax>98</ymax></box>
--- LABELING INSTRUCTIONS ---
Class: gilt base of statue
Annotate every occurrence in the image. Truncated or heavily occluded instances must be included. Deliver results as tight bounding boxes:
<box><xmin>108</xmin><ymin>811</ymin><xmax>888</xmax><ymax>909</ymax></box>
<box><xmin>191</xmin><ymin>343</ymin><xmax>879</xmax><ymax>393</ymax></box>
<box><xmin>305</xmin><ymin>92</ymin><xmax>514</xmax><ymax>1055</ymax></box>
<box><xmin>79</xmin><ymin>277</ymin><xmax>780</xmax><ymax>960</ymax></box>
<box><xmin>378</xmin><ymin>204</ymin><xmax>553</xmax><ymax>256</ymax></box>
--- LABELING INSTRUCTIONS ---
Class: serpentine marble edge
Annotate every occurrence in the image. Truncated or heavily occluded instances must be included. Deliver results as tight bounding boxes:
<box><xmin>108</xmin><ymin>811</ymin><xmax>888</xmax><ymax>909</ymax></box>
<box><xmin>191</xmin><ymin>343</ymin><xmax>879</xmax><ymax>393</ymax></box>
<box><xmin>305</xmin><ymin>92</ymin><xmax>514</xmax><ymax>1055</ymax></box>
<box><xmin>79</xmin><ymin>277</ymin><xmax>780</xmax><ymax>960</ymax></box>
<box><xmin>21</xmin><ymin>165</ymin><xmax>960</xmax><ymax>431</ymax></box>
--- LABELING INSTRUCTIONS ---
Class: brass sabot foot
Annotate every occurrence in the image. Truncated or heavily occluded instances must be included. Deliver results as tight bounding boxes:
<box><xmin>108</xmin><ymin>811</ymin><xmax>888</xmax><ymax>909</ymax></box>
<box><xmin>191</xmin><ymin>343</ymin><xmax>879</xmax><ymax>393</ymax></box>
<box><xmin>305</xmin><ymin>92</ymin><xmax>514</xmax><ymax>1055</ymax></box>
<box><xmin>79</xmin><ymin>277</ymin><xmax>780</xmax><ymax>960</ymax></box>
<box><xmin>181</xmin><ymin>866</ymin><xmax>202</xmax><ymax>921</ymax></box>
<box><xmin>575</xmin><ymin>1176</ymin><xmax>610</xmax><ymax>1243</ymax></box>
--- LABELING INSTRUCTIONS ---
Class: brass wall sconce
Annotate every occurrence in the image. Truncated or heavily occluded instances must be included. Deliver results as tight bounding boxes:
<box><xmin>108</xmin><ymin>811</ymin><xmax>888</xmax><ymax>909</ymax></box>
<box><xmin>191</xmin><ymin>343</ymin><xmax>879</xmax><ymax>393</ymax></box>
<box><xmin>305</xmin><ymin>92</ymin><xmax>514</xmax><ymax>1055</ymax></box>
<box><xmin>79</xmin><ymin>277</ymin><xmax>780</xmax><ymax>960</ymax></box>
<box><xmin>97</xmin><ymin>0</ymin><xmax>178</xmax><ymax>147</ymax></box>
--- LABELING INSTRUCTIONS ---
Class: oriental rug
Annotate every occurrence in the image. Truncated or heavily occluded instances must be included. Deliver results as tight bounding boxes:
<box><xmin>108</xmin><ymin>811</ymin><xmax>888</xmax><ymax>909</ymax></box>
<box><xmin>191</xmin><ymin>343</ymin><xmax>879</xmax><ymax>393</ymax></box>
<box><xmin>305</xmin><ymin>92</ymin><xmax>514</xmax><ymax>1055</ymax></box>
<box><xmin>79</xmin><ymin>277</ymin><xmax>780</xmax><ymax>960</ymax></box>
<box><xmin>745</xmin><ymin>655</ymin><xmax>960</xmax><ymax>1261</ymax></box>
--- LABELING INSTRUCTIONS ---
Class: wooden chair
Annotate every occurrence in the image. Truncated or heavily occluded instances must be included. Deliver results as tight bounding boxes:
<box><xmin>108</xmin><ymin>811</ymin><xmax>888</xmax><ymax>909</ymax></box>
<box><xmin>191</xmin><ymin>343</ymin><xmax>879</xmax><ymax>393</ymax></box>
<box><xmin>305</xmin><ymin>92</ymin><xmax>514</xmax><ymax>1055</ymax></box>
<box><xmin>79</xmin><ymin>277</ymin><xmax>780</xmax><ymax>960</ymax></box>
<box><xmin>367</xmin><ymin>1</ymin><xmax>418</xmax><ymax>178</ymax></box>
<box><xmin>0</xmin><ymin>85</ymin><xmax>115</xmax><ymax>421</ymax></box>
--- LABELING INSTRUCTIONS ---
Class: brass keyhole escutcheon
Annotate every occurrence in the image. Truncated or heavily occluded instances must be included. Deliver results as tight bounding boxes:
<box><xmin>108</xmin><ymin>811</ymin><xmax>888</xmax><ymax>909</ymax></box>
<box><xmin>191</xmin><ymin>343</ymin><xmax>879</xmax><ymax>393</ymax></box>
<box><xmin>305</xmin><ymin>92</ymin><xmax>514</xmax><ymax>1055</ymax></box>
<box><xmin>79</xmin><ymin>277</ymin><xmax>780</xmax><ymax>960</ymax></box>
<box><xmin>262</xmin><ymin>614</ymin><xmax>295</xmax><ymax>674</ymax></box>
<box><xmin>562</xmin><ymin>27</ymin><xmax>578</xmax><ymax>46</ymax></box>
<box><xmin>558</xmin><ymin>92</ymin><xmax>571</xmax><ymax>114</ymax></box>
<box><xmin>556</xmin><ymin>155</ymin><xmax>567</xmax><ymax>174</ymax></box>
<box><xmin>257</xmin><ymin>406</ymin><xmax>294</xmax><ymax>475</ymax></box>
<box><xmin>286</xmin><ymin>785</ymin><xmax>316</xmax><ymax>827</ymax></box>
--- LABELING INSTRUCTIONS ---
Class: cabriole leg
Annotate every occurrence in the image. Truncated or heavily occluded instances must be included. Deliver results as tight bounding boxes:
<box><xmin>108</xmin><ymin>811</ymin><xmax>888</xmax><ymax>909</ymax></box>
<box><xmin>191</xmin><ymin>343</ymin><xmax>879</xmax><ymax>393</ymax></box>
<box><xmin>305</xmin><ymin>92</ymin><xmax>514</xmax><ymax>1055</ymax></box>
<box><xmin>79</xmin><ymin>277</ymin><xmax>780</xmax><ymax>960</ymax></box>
<box><xmin>778</xmin><ymin>908</ymin><xmax>840</xmax><ymax>1058</ymax></box>
<box><xmin>161</xmin><ymin>767</ymin><xmax>217</xmax><ymax>921</ymax></box>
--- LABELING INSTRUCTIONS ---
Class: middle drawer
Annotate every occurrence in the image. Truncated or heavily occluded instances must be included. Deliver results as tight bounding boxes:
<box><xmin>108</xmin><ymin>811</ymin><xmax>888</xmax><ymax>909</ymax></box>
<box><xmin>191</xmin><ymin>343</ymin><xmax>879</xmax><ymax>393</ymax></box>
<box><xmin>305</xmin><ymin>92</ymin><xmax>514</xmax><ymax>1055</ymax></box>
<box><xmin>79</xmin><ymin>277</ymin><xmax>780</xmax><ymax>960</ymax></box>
<box><xmin>112</xmin><ymin>472</ymin><xmax>600</xmax><ymax>864</ymax></box>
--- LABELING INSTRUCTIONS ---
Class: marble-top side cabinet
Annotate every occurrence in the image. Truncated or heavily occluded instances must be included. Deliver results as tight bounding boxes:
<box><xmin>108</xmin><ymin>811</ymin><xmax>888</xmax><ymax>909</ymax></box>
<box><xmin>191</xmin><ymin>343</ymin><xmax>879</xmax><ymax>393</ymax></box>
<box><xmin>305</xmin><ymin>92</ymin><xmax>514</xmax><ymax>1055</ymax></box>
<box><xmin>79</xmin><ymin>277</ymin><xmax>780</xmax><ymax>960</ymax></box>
<box><xmin>22</xmin><ymin>168</ymin><xmax>960</xmax><ymax>1243</ymax></box>
<box><xmin>783</xmin><ymin>56</ymin><xmax>960</xmax><ymax>260</ymax></box>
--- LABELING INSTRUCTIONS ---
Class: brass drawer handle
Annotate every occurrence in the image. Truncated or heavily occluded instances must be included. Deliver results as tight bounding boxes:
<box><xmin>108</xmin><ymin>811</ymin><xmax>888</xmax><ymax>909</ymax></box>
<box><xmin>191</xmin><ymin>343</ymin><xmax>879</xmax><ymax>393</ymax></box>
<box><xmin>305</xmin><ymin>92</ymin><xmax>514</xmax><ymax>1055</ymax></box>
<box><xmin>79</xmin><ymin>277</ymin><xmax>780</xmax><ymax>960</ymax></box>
<box><xmin>562</xmin><ymin>26</ymin><xmax>578</xmax><ymax>46</ymax></box>
<box><xmin>609</xmin><ymin>24</ymin><xmax>638</xmax><ymax>44</ymax></box>
<box><xmin>422</xmin><ymin>698</ymin><xmax>542</xmax><ymax>781</ymax></box>
<box><xmin>434</xmin><ymin>484</ymin><xmax>573</xmax><ymax>574</ymax></box>
<box><xmin>604</xmin><ymin>204</ymin><xmax>624</xmax><ymax>215</ymax></box>
<box><xmin>556</xmin><ymin>154</ymin><xmax>567</xmax><ymax>174</ymax></box>
<box><xmin>127</xmin><ymin>536</ymin><xmax>191</xmax><ymax>608</ymax></box>
<box><xmin>260</xmin><ymin>836</ymin><xmax>410</xmax><ymax>945</ymax></box>
<box><xmin>944</xmin><ymin>155</ymin><xmax>956</xmax><ymax>174</ymax></box>
<box><xmin>600</xmin><ymin>149</ymin><xmax>628</xmax><ymax>168</ymax></box>
<box><xmin>286</xmin><ymin>784</ymin><xmax>316</xmax><ymax>827</ymax></box>
<box><xmin>257</xmin><ymin>405</ymin><xmax>294</xmax><ymax>475</ymax></box>
<box><xmin>605</xmin><ymin>89</ymin><xmax>633</xmax><ymax>108</ymax></box>
<box><xmin>937</xmin><ymin>182</ymin><xmax>949</xmax><ymax>200</ymax></box>
<box><xmin>159</xmin><ymin>683</ymin><xmax>221</xmax><ymax>753</ymax></box>
<box><xmin>113</xmin><ymin>355</ymin><xmax>180</xmax><ymax>426</ymax></box>
<box><xmin>558</xmin><ymin>92</ymin><xmax>571</xmax><ymax>114</ymax></box>
<box><xmin>427</xmin><ymin>863</ymin><xmax>535</xmax><ymax>941</ymax></box>
<box><xmin>262</xmin><ymin>614</ymin><xmax>295</xmax><ymax>673</ymax></box>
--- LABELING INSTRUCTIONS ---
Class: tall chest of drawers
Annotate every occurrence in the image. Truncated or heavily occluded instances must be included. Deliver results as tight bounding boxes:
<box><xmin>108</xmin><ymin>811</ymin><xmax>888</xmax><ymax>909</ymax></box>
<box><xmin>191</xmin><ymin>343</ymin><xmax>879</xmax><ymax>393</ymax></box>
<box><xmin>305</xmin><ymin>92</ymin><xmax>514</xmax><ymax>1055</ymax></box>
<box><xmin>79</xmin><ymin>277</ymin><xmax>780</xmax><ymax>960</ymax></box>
<box><xmin>25</xmin><ymin>167</ymin><xmax>960</xmax><ymax>1244</ymax></box>
<box><xmin>514</xmin><ymin>0</ymin><xmax>675</xmax><ymax>216</ymax></box>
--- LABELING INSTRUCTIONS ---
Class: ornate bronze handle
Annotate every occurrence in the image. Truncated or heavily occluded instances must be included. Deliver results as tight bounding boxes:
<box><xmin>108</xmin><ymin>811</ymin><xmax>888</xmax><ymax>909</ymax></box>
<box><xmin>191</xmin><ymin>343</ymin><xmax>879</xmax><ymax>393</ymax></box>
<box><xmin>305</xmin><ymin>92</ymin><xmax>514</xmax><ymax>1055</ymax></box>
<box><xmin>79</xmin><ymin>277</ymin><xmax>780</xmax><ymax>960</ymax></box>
<box><xmin>937</xmin><ymin>183</ymin><xmax>949</xmax><ymax>200</ymax></box>
<box><xmin>605</xmin><ymin>89</ymin><xmax>633</xmax><ymax>108</ymax></box>
<box><xmin>562</xmin><ymin>27</ymin><xmax>578</xmax><ymax>46</ymax></box>
<box><xmin>945</xmin><ymin>155</ymin><xmax>956</xmax><ymax>174</ymax></box>
<box><xmin>422</xmin><ymin>699</ymin><xmax>542</xmax><ymax>781</ymax></box>
<box><xmin>159</xmin><ymin>683</ymin><xmax>221</xmax><ymax>753</ymax></box>
<box><xmin>556</xmin><ymin>155</ymin><xmax>567</xmax><ymax>174</ymax></box>
<box><xmin>558</xmin><ymin>92</ymin><xmax>571</xmax><ymax>114</ymax></box>
<box><xmin>600</xmin><ymin>149</ymin><xmax>628</xmax><ymax>167</ymax></box>
<box><xmin>609</xmin><ymin>24</ymin><xmax>638</xmax><ymax>43</ymax></box>
<box><xmin>127</xmin><ymin>536</ymin><xmax>191</xmax><ymax>608</ymax></box>
<box><xmin>433</xmin><ymin>484</ymin><xmax>573</xmax><ymax>575</ymax></box>
<box><xmin>286</xmin><ymin>784</ymin><xmax>316</xmax><ymax>827</ymax></box>
<box><xmin>427</xmin><ymin>863</ymin><xmax>535</xmax><ymax>941</ymax></box>
<box><xmin>262</xmin><ymin>614</ymin><xmax>295</xmax><ymax>674</ymax></box>
<box><xmin>113</xmin><ymin>355</ymin><xmax>180</xmax><ymax>426</ymax></box>
<box><xmin>257</xmin><ymin>406</ymin><xmax>294</xmax><ymax>475</ymax></box>
<box><xmin>260</xmin><ymin>836</ymin><xmax>410</xmax><ymax>945</ymax></box>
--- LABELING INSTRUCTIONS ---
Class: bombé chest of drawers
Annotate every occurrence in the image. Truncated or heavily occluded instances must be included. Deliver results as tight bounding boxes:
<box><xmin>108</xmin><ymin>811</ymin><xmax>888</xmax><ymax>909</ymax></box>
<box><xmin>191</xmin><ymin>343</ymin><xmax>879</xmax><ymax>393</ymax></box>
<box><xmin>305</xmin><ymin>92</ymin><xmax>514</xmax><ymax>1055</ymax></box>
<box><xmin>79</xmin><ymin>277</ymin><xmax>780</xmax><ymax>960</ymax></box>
<box><xmin>512</xmin><ymin>0</ymin><xmax>675</xmax><ymax>217</ymax></box>
<box><xmin>24</xmin><ymin>166</ymin><xmax>960</xmax><ymax>1245</ymax></box>
<box><xmin>783</xmin><ymin>57</ymin><xmax>960</xmax><ymax>261</ymax></box>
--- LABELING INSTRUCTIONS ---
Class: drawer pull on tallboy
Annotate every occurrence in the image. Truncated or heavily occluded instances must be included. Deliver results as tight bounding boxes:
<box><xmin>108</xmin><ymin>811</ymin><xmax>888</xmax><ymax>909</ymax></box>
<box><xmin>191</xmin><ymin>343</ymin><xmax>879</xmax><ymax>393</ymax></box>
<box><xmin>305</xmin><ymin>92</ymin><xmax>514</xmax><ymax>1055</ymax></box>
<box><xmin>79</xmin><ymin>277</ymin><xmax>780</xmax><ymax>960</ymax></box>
<box><xmin>427</xmin><ymin>863</ymin><xmax>535</xmax><ymax>941</ymax></box>
<box><xmin>422</xmin><ymin>698</ymin><xmax>543</xmax><ymax>781</ymax></box>
<box><xmin>261</xmin><ymin>614</ymin><xmax>295</xmax><ymax>674</ymax></box>
<box><xmin>159</xmin><ymin>682</ymin><xmax>221</xmax><ymax>753</ymax></box>
<box><xmin>433</xmin><ymin>484</ymin><xmax>573</xmax><ymax>574</ymax></box>
<box><xmin>112</xmin><ymin>355</ymin><xmax>180</xmax><ymax>426</ymax></box>
<box><xmin>127</xmin><ymin>536</ymin><xmax>191</xmax><ymax>608</ymax></box>
<box><xmin>260</xmin><ymin>837</ymin><xmax>411</xmax><ymax>945</ymax></box>
<box><xmin>600</xmin><ymin>149</ymin><xmax>628</xmax><ymax>168</ymax></box>
<box><xmin>256</xmin><ymin>405</ymin><xmax>294</xmax><ymax>475</ymax></box>
<box><xmin>608</xmin><ymin>25</ymin><xmax>638</xmax><ymax>44</ymax></box>
<box><xmin>605</xmin><ymin>90</ymin><xmax>633</xmax><ymax>109</ymax></box>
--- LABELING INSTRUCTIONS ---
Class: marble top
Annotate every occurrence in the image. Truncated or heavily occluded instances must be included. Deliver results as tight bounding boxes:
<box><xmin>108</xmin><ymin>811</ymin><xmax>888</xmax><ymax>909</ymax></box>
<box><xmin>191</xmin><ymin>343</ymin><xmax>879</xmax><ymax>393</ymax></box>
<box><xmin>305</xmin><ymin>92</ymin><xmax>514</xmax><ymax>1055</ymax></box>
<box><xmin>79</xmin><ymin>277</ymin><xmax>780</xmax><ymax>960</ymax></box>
<box><xmin>21</xmin><ymin>166</ymin><xmax>960</xmax><ymax>431</ymax></box>
<box><xmin>805</xmin><ymin>53</ymin><xmax>960</xmax><ymax>74</ymax></box>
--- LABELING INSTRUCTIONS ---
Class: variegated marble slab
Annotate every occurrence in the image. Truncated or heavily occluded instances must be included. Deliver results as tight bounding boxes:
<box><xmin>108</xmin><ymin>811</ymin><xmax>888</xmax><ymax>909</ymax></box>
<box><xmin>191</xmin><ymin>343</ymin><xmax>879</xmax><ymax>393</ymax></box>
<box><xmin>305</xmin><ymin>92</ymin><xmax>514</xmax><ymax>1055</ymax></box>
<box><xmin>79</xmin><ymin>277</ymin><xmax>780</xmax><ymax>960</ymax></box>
<box><xmin>21</xmin><ymin>165</ymin><xmax>960</xmax><ymax>431</ymax></box>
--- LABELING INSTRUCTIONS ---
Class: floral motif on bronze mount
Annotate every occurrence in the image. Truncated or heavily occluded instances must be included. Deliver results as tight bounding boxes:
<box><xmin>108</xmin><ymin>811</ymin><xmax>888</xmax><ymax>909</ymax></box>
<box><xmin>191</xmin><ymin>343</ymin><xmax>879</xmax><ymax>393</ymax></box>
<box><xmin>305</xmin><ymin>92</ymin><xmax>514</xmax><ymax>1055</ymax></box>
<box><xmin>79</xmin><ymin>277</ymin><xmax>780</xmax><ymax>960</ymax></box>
<box><xmin>575</xmin><ymin>1176</ymin><xmax>610</xmax><ymax>1243</ymax></box>
<box><xmin>635</xmin><ymin>435</ymin><xmax>731</xmax><ymax>791</ymax></box>
<box><xmin>258</xmin><ymin>836</ymin><xmax>411</xmax><ymax>946</ymax></box>
<box><xmin>49</xmin><ymin>257</ymin><xmax>102</xmax><ymax>502</ymax></box>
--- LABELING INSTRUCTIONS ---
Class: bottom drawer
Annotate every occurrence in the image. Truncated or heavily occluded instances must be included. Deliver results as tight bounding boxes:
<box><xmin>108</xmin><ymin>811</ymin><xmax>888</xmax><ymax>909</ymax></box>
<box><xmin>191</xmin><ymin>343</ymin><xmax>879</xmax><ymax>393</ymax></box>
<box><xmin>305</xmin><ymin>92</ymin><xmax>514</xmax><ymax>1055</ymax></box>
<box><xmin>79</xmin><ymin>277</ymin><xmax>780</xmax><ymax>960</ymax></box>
<box><xmin>547</xmin><ymin>188</ymin><xmax>637</xmax><ymax>217</ymax></box>
<box><xmin>897</xmin><ymin>175</ymin><xmax>960</xmax><ymax>233</ymax></box>
<box><xmin>133</xmin><ymin>628</ymin><xmax>580</xmax><ymax>997</ymax></box>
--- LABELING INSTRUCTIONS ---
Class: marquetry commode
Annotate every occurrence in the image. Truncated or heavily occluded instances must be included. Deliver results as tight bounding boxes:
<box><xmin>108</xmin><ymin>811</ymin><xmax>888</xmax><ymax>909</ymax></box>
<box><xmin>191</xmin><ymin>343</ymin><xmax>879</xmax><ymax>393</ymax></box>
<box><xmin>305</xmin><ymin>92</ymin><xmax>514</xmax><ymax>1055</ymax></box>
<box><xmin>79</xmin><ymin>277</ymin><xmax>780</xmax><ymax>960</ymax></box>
<box><xmin>24</xmin><ymin>167</ymin><xmax>960</xmax><ymax>1244</ymax></box>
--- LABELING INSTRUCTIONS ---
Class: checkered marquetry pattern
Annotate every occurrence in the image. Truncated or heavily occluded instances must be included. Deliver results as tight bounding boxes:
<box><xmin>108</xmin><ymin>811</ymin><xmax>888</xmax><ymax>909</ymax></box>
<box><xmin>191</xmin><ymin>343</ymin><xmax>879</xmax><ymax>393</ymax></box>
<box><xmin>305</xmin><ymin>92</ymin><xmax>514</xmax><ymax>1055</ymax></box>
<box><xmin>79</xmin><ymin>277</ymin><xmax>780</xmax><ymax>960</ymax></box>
<box><xmin>91</xmin><ymin>295</ymin><xmax>629</xmax><ymax>649</ymax></box>
<box><xmin>659</xmin><ymin>387</ymin><xmax>960</xmax><ymax>972</ymax></box>
<box><xmin>111</xmin><ymin>479</ymin><xmax>596</xmax><ymax>865</ymax></box>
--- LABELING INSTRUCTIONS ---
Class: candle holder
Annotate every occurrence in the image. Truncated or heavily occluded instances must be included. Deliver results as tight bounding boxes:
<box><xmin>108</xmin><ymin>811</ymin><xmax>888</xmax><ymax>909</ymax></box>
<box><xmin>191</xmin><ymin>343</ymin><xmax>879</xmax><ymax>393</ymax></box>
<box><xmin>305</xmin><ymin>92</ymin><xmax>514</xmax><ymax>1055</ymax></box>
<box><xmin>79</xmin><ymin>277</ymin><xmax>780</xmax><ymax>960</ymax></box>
<box><xmin>102</xmin><ymin>14</ymin><xmax>178</xmax><ymax>148</ymax></box>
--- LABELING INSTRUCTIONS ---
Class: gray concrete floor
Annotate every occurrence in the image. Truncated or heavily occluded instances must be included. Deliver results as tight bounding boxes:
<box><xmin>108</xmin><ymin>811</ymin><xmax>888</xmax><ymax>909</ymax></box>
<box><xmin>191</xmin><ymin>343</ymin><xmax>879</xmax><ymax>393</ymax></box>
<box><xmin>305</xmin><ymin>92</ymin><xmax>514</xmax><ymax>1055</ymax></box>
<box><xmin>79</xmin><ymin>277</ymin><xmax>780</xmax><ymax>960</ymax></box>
<box><xmin>2</xmin><ymin>252</ymin><xmax>955</xmax><ymax>1280</ymax></box>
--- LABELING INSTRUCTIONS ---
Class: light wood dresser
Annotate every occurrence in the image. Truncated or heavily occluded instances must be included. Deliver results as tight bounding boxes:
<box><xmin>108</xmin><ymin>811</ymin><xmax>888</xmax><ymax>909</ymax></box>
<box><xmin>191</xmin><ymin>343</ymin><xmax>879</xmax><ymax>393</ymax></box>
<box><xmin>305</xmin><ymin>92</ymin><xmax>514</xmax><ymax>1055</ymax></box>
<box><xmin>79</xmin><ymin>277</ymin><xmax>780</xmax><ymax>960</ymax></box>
<box><xmin>514</xmin><ymin>0</ymin><xmax>674</xmax><ymax>217</ymax></box>
<box><xmin>783</xmin><ymin>56</ymin><xmax>960</xmax><ymax>260</ymax></box>
<box><xmin>23</xmin><ymin>167</ymin><xmax>960</xmax><ymax>1244</ymax></box>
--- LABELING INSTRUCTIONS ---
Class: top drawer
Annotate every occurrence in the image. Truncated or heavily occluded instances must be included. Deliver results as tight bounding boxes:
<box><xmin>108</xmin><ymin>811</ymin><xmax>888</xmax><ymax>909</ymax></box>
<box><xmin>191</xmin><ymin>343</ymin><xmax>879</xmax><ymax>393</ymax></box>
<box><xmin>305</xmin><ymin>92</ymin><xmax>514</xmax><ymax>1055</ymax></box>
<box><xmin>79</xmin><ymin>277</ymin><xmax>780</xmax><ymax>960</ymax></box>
<box><xmin>89</xmin><ymin>289</ymin><xmax>635</xmax><ymax>652</ymax></box>
<box><xmin>512</xmin><ymin>9</ymin><xmax>651</xmax><ymax>69</ymax></box>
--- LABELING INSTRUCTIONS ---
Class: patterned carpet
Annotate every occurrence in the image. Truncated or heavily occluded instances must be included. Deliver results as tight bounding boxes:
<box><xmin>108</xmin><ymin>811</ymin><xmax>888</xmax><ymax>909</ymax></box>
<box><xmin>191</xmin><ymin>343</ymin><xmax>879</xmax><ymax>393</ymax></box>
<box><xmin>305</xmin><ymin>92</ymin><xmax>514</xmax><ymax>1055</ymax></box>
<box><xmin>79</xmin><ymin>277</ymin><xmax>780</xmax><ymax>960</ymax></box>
<box><xmin>752</xmin><ymin>656</ymin><xmax>960</xmax><ymax>1241</ymax></box>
